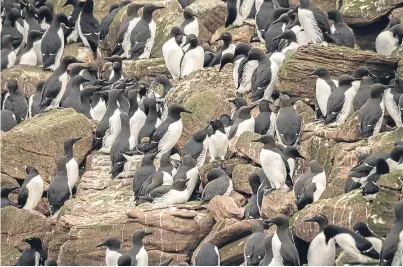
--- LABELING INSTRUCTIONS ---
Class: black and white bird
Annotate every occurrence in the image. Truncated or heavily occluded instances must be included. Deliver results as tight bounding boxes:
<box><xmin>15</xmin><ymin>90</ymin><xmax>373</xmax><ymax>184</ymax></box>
<box><xmin>255</xmin><ymin>0</ymin><xmax>280</xmax><ymax>43</ymax></box>
<box><xmin>61</xmin><ymin>75</ymin><xmax>90</xmax><ymax>109</ymax></box>
<box><xmin>283</xmin><ymin>146</ymin><xmax>305</xmax><ymax>179</ymax></box>
<box><xmin>1</xmin><ymin>8</ymin><xmax>23</xmax><ymax>52</ymax></box>
<box><xmin>163</xmin><ymin>27</ymin><xmax>186</xmax><ymax>80</ymax></box>
<box><xmin>202</xmin><ymin>168</ymin><xmax>233</xmax><ymax>202</ymax></box>
<box><xmin>128</xmin><ymin>230</ymin><xmax>152</xmax><ymax>266</ymax></box>
<box><xmin>264</xmin><ymin>8</ymin><xmax>291</xmax><ymax>53</ymax></box>
<box><xmin>273</xmin><ymin>30</ymin><xmax>299</xmax><ymax>55</ymax></box>
<box><xmin>1</xmin><ymin>35</ymin><xmax>19</xmax><ymax>70</ymax></box>
<box><xmin>16</xmin><ymin>30</ymin><xmax>44</xmax><ymax>66</ymax></box>
<box><xmin>180</xmin><ymin>8</ymin><xmax>198</xmax><ymax>38</ymax></box>
<box><xmin>376</xmin><ymin>24</ymin><xmax>403</xmax><ymax>56</ymax></box>
<box><xmin>48</xmin><ymin>157</ymin><xmax>71</xmax><ymax>214</ymax></box>
<box><xmin>351</xmin><ymin>66</ymin><xmax>374</xmax><ymax>92</ymax></box>
<box><xmin>93</xmin><ymin>89</ymin><xmax>122</xmax><ymax>154</ymax></box>
<box><xmin>325</xmin><ymin>74</ymin><xmax>359</xmax><ymax>125</ymax></box>
<box><xmin>244</xmin><ymin>224</ymin><xmax>265</xmax><ymax>266</ymax></box>
<box><xmin>252</xmin><ymin>134</ymin><xmax>292</xmax><ymax>192</ymax></box>
<box><xmin>229</xmin><ymin>104</ymin><xmax>257</xmax><ymax>139</ymax></box>
<box><xmin>323</xmin><ymin>224</ymin><xmax>380</xmax><ymax>263</ymax></box>
<box><xmin>294</xmin><ymin>160</ymin><xmax>326</xmax><ymax>210</ymax></box>
<box><xmin>182</xmin><ymin>126</ymin><xmax>209</xmax><ymax>168</ymax></box>
<box><xmin>2</xmin><ymin>80</ymin><xmax>28</xmax><ymax>123</ymax></box>
<box><xmin>64</xmin><ymin>0</ymin><xmax>85</xmax><ymax>44</ymax></box>
<box><xmin>17</xmin><ymin>237</ymin><xmax>48</xmax><ymax>266</ymax></box>
<box><xmin>37</xmin><ymin>6</ymin><xmax>54</xmax><ymax>31</ymax></box>
<box><xmin>110</xmin><ymin>112</ymin><xmax>131</xmax><ymax>179</ymax></box>
<box><xmin>229</xmin><ymin>97</ymin><xmax>247</xmax><ymax>119</ymax></box>
<box><xmin>275</xmin><ymin>94</ymin><xmax>302</xmax><ymax>147</ymax></box>
<box><xmin>259</xmin><ymin>234</ymin><xmax>274</xmax><ymax>266</ymax></box>
<box><xmin>195</xmin><ymin>242</ymin><xmax>220</xmax><ymax>266</ymax></box>
<box><xmin>264</xmin><ymin>215</ymin><xmax>300</xmax><ymax>266</ymax></box>
<box><xmin>220</xmin><ymin>114</ymin><xmax>233</xmax><ymax>136</ymax></box>
<box><xmin>180</xmin><ymin>34</ymin><xmax>204</xmax><ymax>79</ymax></box>
<box><xmin>17</xmin><ymin>166</ymin><xmax>43</xmax><ymax>210</ymax></box>
<box><xmin>380</xmin><ymin>201</ymin><xmax>403</xmax><ymax>265</ymax></box>
<box><xmin>244</xmin><ymin>173</ymin><xmax>261</xmax><ymax>219</ymax></box>
<box><xmin>41</xmin><ymin>13</ymin><xmax>68</xmax><ymax>71</ymax></box>
<box><xmin>327</xmin><ymin>8</ymin><xmax>355</xmax><ymax>48</ymax></box>
<box><xmin>137</xmin><ymin>97</ymin><xmax>161</xmax><ymax>145</ymax></box>
<box><xmin>361</xmin><ymin>158</ymin><xmax>390</xmax><ymax>201</ymax></box>
<box><xmin>131</xmin><ymin>151</ymin><xmax>157</xmax><ymax>198</ymax></box>
<box><xmin>202</xmin><ymin>43</ymin><xmax>215</xmax><ymax>67</ymax></box>
<box><xmin>231</xmin><ymin>42</ymin><xmax>255</xmax><ymax>94</ymax></box>
<box><xmin>210</xmin><ymin>32</ymin><xmax>236</xmax><ymax>67</ymax></box>
<box><xmin>225</xmin><ymin>0</ymin><xmax>254</xmax><ymax>27</ymax></box>
<box><xmin>254</xmin><ymin>100</ymin><xmax>276</xmax><ymax>136</ymax></box>
<box><xmin>113</xmin><ymin>3</ymin><xmax>144</xmax><ymax>58</ymax></box>
<box><xmin>207</xmin><ymin>119</ymin><xmax>229</xmax><ymax>161</ymax></box>
<box><xmin>1</xmin><ymin>186</ymin><xmax>19</xmax><ymax>208</ymax></box>
<box><xmin>304</xmin><ymin>214</ymin><xmax>335</xmax><ymax>266</ymax></box>
<box><xmin>384</xmin><ymin>73</ymin><xmax>403</xmax><ymax>128</ymax></box>
<box><xmin>21</xmin><ymin>3</ymin><xmax>42</xmax><ymax>44</ymax></box>
<box><xmin>40</xmin><ymin>56</ymin><xmax>83</xmax><ymax>110</ymax></box>
<box><xmin>308</xmin><ymin>67</ymin><xmax>337</xmax><ymax>120</ymax></box>
<box><xmin>76</xmin><ymin>85</ymin><xmax>103</xmax><ymax>118</ymax></box>
<box><xmin>353</xmin><ymin>222</ymin><xmax>383</xmax><ymax>254</ymax></box>
<box><xmin>358</xmin><ymin>84</ymin><xmax>389</xmax><ymax>138</ymax></box>
<box><xmin>129</xmin><ymin>4</ymin><xmax>165</xmax><ymax>60</ymax></box>
<box><xmin>353</xmin><ymin>76</ymin><xmax>375</xmax><ymax>112</ymax></box>
<box><xmin>77</xmin><ymin>0</ymin><xmax>100</xmax><ymax>58</ymax></box>
<box><xmin>64</xmin><ymin>137</ymin><xmax>81</xmax><ymax>195</ymax></box>
<box><xmin>297</xmin><ymin>0</ymin><xmax>331</xmax><ymax>44</ymax></box>
<box><xmin>99</xmin><ymin>1</ymin><xmax>131</xmax><ymax>41</ymax></box>
<box><xmin>246</xmin><ymin>48</ymin><xmax>272</xmax><ymax>102</ymax></box>
<box><xmin>128</xmin><ymin>89</ymin><xmax>147</xmax><ymax>149</ymax></box>
<box><xmin>96</xmin><ymin>237</ymin><xmax>126</xmax><ymax>266</ymax></box>
<box><xmin>0</xmin><ymin>110</ymin><xmax>17</xmax><ymax>132</ymax></box>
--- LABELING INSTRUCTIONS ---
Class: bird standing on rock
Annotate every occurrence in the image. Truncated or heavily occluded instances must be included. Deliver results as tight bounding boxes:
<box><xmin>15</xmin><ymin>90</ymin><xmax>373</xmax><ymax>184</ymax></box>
<box><xmin>275</xmin><ymin>94</ymin><xmax>302</xmax><ymax>147</ymax></box>
<box><xmin>77</xmin><ymin>0</ymin><xmax>100</xmax><ymax>58</ymax></box>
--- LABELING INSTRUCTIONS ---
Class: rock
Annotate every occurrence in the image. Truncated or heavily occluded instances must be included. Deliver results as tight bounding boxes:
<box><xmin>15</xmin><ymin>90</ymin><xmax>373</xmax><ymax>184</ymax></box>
<box><xmin>390</xmin><ymin>7</ymin><xmax>403</xmax><ymax>21</ymax></box>
<box><xmin>1</xmin><ymin>207</ymin><xmax>53</xmax><ymax>257</ymax></box>
<box><xmin>105</xmin><ymin>59</ymin><xmax>169</xmax><ymax>83</ymax></box>
<box><xmin>341</xmin><ymin>0</ymin><xmax>403</xmax><ymax>26</ymax></box>
<box><xmin>188</xmin><ymin>0</ymin><xmax>227</xmax><ymax>34</ymax></box>
<box><xmin>63</xmin><ymin>43</ymin><xmax>102</xmax><ymax>67</ymax></box>
<box><xmin>235</xmin><ymin>132</ymin><xmax>263</xmax><ymax>164</ymax></box>
<box><xmin>261</xmin><ymin>191</ymin><xmax>297</xmax><ymax>219</ymax></box>
<box><xmin>211</xmin><ymin>25</ymin><xmax>254</xmax><ymax>44</ymax></box>
<box><xmin>1</xmin><ymin>65</ymin><xmax>51</xmax><ymax>99</ymax></box>
<box><xmin>289</xmin><ymin>0</ymin><xmax>339</xmax><ymax>10</ymax></box>
<box><xmin>294</xmin><ymin>100</ymin><xmax>315</xmax><ymax>125</ymax></box>
<box><xmin>199</xmin><ymin>158</ymin><xmax>249</xmax><ymax>186</ymax></box>
<box><xmin>207</xmin><ymin>195</ymin><xmax>243</xmax><ymax>220</ymax></box>
<box><xmin>1</xmin><ymin>246</ymin><xmax>20</xmax><ymax>266</ymax></box>
<box><xmin>48</xmin><ymin>153</ymin><xmax>214</xmax><ymax>265</ymax></box>
<box><xmin>1</xmin><ymin>109</ymin><xmax>93</xmax><ymax>183</ymax></box>
<box><xmin>277</xmin><ymin>45</ymin><xmax>399</xmax><ymax>104</ymax></box>
<box><xmin>291</xmin><ymin>187</ymin><xmax>400</xmax><ymax>242</ymax></box>
<box><xmin>231</xmin><ymin>164</ymin><xmax>261</xmax><ymax>194</ymax></box>
<box><xmin>165</xmin><ymin>66</ymin><xmax>234</xmax><ymax>149</ymax></box>
<box><xmin>230</xmin><ymin>191</ymin><xmax>248</xmax><ymax>207</ymax></box>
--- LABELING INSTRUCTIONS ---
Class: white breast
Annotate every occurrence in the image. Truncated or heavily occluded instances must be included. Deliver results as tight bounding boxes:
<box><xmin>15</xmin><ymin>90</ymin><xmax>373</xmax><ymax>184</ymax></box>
<box><xmin>366</xmin><ymin>237</ymin><xmax>382</xmax><ymax>254</ymax></box>
<box><xmin>237</xmin><ymin>60</ymin><xmax>258</xmax><ymax>95</ymax></box>
<box><xmin>129</xmin><ymin>109</ymin><xmax>147</xmax><ymax>149</ymax></box>
<box><xmin>20</xmin><ymin>48</ymin><xmax>37</xmax><ymax>65</ymax></box>
<box><xmin>335</xmin><ymin>233</ymin><xmax>373</xmax><ymax>263</ymax></box>
<box><xmin>384</xmin><ymin>89</ymin><xmax>403</xmax><ymax>127</ymax></box>
<box><xmin>33</xmin><ymin>39</ymin><xmax>42</xmax><ymax>65</ymax></box>
<box><xmin>337</xmin><ymin>86</ymin><xmax>356</xmax><ymax>125</ymax></box>
<box><xmin>66</xmin><ymin>158</ymin><xmax>79</xmax><ymax>195</ymax></box>
<box><xmin>136</xmin><ymin>246</ymin><xmax>148</xmax><ymax>266</ymax></box>
<box><xmin>162</xmin><ymin>37</ymin><xmax>184</xmax><ymax>80</ymax></box>
<box><xmin>236</xmin><ymin>117</ymin><xmax>255</xmax><ymax>137</ymax></box>
<box><xmin>260</xmin><ymin>149</ymin><xmax>286</xmax><ymax>189</ymax></box>
<box><xmin>122</xmin><ymin>17</ymin><xmax>141</xmax><ymax>58</ymax></box>
<box><xmin>287</xmin><ymin>158</ymin><xmax>295</xmax><ymax>179</ymax></box>
<box><xmin>298</xmin><ymin>8</ymin><xmax>323</xmax><ymax>43</ymax></box>
<box><xmin>53</xmin><ymin>27</ymin><xmax>65</xmax><ymax>71</ymax></box>
<box><xmin>100</xmin><ymin>109</ymin><xmax>122</xmax><ymax>154</ymax></box>
<box><xmin>376</xmin><ymin>31</ymin><xmax>397</xmax><ymax>56</ymax></box>
<box><xmin>90</xmin><ymin>97</ymin><xmax>107</xmax><ymax>122</ymax></box>
<box><xmin>271</xmin><ymin>232</ymin><xmax>283</xmax><ymax>266</ymax></box>
<box><xmin>180</xmin><ymin>46</ymin><xmax>204</xmax><ymax>78</ymax></box>
<box><xmin>233</xmin><ymin>57</ymin><xmax>243</xmax><ymax>88</ymax></box>
<box><xmin>139</xmin><ymin>20</ymin><xmax>156</xmax><ymax>59</ymax></box>
<box><xmin>208</xmin><ymin>131</ymin><xmax>229</xmax><ymax>161</ymax></box>
<box><xmin>316</xmin><ymin>78</ymin><xmax>332</xmax><ymax>116</ymax></box>
<box><xmin>264</xmin><ymin>58</ymin><xmax>280</xmax><ymax>99</ymax></box>
<box><xmin>222</xmin><ymin>44</ymin><xmax>236</xmax><ymax>57</ymax></box>
<box><xmin>105</xmin><ymin>248</ymin><xmax>122</xmax><ymax>266</ymax></box>
<box><xmin>184</xmin><ymin>19</ymin><xmax>199</xmax><ymax>37</ymax></box>
<box><xmin>308</xmin><ymin>233</ymin><xmax>335</xmax><ymax>266</ymax></box>
<box><xmin>24</xmin><ymin>175</ymin><xmax>44</xmax><ymax>210</ymax></box>
<box><xmin>52</xmin><ymin>72</ymin><xmax>69</xmax><ymax>108</ymax></box>
<box><xmin>35</xmin><ymin>251</ymin><xmax>40</xmax><ymax>266</ymax></box>
<box><xmin>157</xmin><ymin>119</ymin><xmax>183</xmax><ymax>158</ymax></box>
<box><xmin>7</xmin><ymin>51</ymin><xmax>16</xmax><ymax>68</ymax></box>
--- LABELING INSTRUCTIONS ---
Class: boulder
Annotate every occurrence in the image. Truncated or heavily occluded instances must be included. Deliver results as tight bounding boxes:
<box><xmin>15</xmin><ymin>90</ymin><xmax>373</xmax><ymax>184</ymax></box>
<box><xmin>289</xmin><ymin>0</ymin><xmax>339</xmax><ymax>10</ymax></box>
<box><xmin>341</xmin><ymin>0</ymin><xmax>403</xmax><ymax>26</ymax></box>
<box><xmin>207</xmin><ymin>195</ymin><xmax>244</xmax><ymax>220</ymax></box>
<box><xmin>291</xmin><ymin>186</ymin><xmax>400</xmax><ymax>242</ymax></box>
<box><xmin>277</xmin><ymin>45</ymin><xmax>399</xmax><ymax>104</ymax></box>
<box><xmin>1</xmin><ymin>65</ymin><xmax>51</xmax><ymax>99</ymax></box>
<box><xmin>235</xmin><ymin>131</ymin><xmax>263</xmax><ymax>164</ymax></box>
<box><xmin>211</xmin><ymin>25</ymin><xmax>255</xmax><ymax>44</ymax></box>
<box><xmin>1</xmin><ymin>109</ymin><xmax>93</xmax><ymax>183</ymax></box>
<box><xmin>48</xmin><ymin>153</ymin><xmax>214</xmax><ymax>265</ymax></box>
<box><xmin>261</xmin><ymin>191</ymin><xmax>297</xmax><ymax>219</ymax></box>
<box><xmin>1</xmin><ymin>207</ymin><xmax>53</xmax><ymax>265</ymax></box>
<box><xmin>294</xmin><ymin>100</ymin><xmax>315</xmax><ymax>125</ymax></box>
<box><xmin>63</xmin><ymin>43</ymin><xmax>102</xmax><ymax>66</ymax></box>
<box><xmin>165</xmin><ymin>66</ymin><xmax>234</xmax><ymax>149</ymax></box>
<box><xmin>231</xmin><ymin>164</ymin><xmax>261</xmax><ymax>194</ymax></box>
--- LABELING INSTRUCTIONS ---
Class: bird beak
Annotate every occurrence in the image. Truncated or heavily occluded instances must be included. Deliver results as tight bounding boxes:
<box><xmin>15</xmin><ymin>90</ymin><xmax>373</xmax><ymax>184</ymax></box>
<box><xmin>307</xmin><ymin>71</ymin><xmax>316</xmax><ymax>77</ymax></box>
<box><xmin>263</xmin><ymin>219</ymin><xmax>274</xmax><ymax>225</ymax></box>
<box><xmin>251</xmin><ymin>138</ymin><xmax>260</xmax><ymax>143</ymax></box>
<box><xmin>298</xmin><ymin>153</ymin><xmax>305</xmax><ymax>159</ymax></box>
<box><xmin>73</xmin><ymin>137</ymin><xmax>82</xmax><ymax>143</ymax></box>
<box><xmin>183</xmin><ymin>109</ymin><xmax>192</xmax><ymax>114</ymax></box>
<box><xmin>144</xmin><ymin>231</ymin><xmax>153</xmax><ymax>236</ymax></box>
<box><xmin>96</xmin><ymin>242</ymin><xmax>105</xmax><ymax>248</ymax></box>
<box><xmin>155</xmin><ymin>6</ymin><xmax>165</xmax><ymax>10</ymax></box>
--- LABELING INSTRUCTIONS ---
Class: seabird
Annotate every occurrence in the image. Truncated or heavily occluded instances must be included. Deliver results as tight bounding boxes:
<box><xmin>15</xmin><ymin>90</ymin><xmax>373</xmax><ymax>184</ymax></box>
<box><xmin>2</xmin><ymin>80</ymin><xmax>28</xmax><ymax>123</ymax></box>
<box><xmin>162</xmin><ymin>27</ymin><xmax>186</xmax><ymax>80</ymax></box>
<box><xmin>327</xmin><ymin>8</ymin><xmax>355</xmax><ymax>48</ymax></box>
<box><xmin>254</xmin><ymin>100</ymin><xmax>276</xmax><ymax>136</ymax></box>
<box><xmin>47</xmin><ymin>157</ymin><xmax>71</xmax><ymax>214</ymax></box>
<box><xmin>64</xmin><ymin>137</ymin><xmax>82</xmax><ymax>195</ymax></box>
<box><xmin>1</xmin><ymin>35</ymin><xmax>19</xmax><ymax>70</ymax></box>
<box><xmin>180</xmin><ymin>34</ymin><xmax>204</xmax><ymax>79</ymax></box>
<box><xmin>195</xmin><ymin>243</ymin><xmax>220</xmax><ymax>266</ymax></box>
<box><xmin>96</xmin><ymin>237</ymin><xmax>126</xmax><ymax>266</ymax></box>
<box><xmin>244</xmin><ymin>224</ymin><xmax>265</xmax><ymax>266</ymax></box>
<box><xmin>353</xmin><ymin>222</ymin><xmax>383</xmax><ymax>254</ymax></box>
<box><xmin>297</xmin><ymin>0</ymin><xmax>331</xmax><ymax>44</ymax></box>
<box><xmin>255</xmin><ymin>0</ymin><xmax>280</xmax><ymax>43</ymax></box>
<box><xmin>128</xmin><ymin>230</ymin><xmax>152</xmax><ymax>266</ymax></box>
<box><xmin>376</xmin><ymin>24</ymin><xmax>403</xmax><ymax>56</ymax></box>
<box><xmin>380</xmin><ymin>201</ymin><xmax>403</xmax><ymax>265</ymax></box>
<box><xmin>201</xmin><ymin>168</ymin><xmax>233</xmax><ymax>203</ymax></box>
<box><xmin>207</xmin><ymin>119</ymin><xmax>229</xmax><ymax>161</ymax></box>
<box><xmin>209</xmin><ymin>32</ymin><xmax>236</xmax><ymax>67</ymax></box>
<box><xmin>275</xmin><ymin>94</ymin><xmax>302</xmax><ymax>147</ymax></box>
<box><xmin>17</xmin><ymin>237</ymin><xmax>48</xmax><ymax>266</ymax></box>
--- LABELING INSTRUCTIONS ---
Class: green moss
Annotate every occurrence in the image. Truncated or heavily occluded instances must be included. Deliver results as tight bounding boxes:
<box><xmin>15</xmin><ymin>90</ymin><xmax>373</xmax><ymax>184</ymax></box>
<box><xmin>372</xmin><ymin>128</ymin><xmax>403</xmax><ymax>153</ymax></box>
<box><xmin>1</xmin><ymin>246</ymin><xmax>21</xmax><ymax>266</ymax></box>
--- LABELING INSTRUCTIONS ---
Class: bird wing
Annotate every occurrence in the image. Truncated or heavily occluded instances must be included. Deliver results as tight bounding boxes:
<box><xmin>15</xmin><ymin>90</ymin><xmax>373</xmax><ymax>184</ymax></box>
<box><xmin>280</xmin><ymin>241</ymin><xmax>300</xmax><ymax>266</ymax></box>
<box><xmin>130</xmin><ymin>20</ymin><xmax>151</xmax><ymax>45</ymax></box>
<box><xmin>353</xmin><ymin>232</ymin><xmax>380</xmax><ymax>259</ymax></box>
<box><xmin>312</xmin><ymin>7</ymin><xmax>331</xmax><ymax>33</ymax></box>
<box><xmin>17</xmin><ymin>184</ymin><xmax>29</xmax><ymax>207</ymax></box>
<box><xmin>43</xmin><ymin>80</ymin><xmax>62</xmax><ymax>99</ymax></box>
<box><xmin>276</xmin><ymin>108</ymin><xmax>301</xmax><ymax>146</ymax></box>
<box><xmin>151</xmin><ymin>117</ymin><xmax>174</xmax><ymax>143</ymax></box>
<box><xmin>202</xmin><ymin>178</ymin><xmax>229</xmax><ymax>201</ymax></box>
<box><xmin>149</xmin><ymin>185</ymin><xmax>171</xmax><ymax>198</ymax></box>
<box><xmin>358</xmin><ymin>104</ymin><xmax>382</xmax><ymax>137</ymax></box>
<box><xmin>41</xmin><ymin>31</ymin><xmax>61</xmax><ymax>68</ymax></box>
<box><xmin>325</xmin><ymin>90</ymin><xmax>344</xmax><ymax>124</ymax></box>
